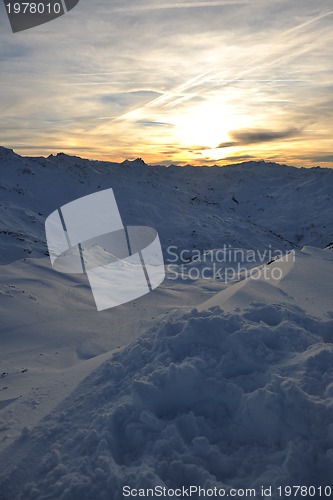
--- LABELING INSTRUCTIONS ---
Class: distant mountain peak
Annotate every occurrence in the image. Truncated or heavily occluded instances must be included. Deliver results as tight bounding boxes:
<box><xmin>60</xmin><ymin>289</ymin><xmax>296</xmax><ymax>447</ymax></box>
<box><xmin>0</xmin><ymin>146</ymin><xmax>17</xmax><ymax>158</ymax></box>
<box><xmin>47</xmin><ymin>152</ymin><xmax>71</xmax><ymax>159</ymax></box>
<box><xmin>121</xmin><ymin>158</ymin><xmax>147</xmax><ymax>167</ymax></box>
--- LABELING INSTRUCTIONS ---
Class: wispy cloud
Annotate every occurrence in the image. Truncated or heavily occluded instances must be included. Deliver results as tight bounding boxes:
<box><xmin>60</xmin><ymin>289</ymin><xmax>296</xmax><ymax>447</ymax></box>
<box><xmin>219</xmin><ymin>154</ymin><xmax>256</xmax><ymax>161</ymax></box>
<box><xmin>218</xmin><ymin>128</ymin><xmax>301</xmax><ymax>148</ymax></box>
<box><xmin>114</xmin><ymin>0</ymin><xmax>250</xmax><ymax>12</ymax></box>
<box><xmin>302</xmin><ymin>154</ymin><xmax>333</xmax><ymax>163</ymax></box>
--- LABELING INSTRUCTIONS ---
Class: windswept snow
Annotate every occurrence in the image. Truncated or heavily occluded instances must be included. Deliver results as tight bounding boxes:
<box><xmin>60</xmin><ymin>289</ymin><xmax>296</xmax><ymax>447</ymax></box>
<box><xmin>199</xmin><ymin>247</ymin><xmax>333</xmax><ymax>318</ymax></box>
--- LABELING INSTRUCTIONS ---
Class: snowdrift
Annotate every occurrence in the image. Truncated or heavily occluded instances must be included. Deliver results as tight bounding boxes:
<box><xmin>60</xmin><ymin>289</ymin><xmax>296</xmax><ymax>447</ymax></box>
<box><xmin>199</xmin><ymin>247</ymin><xmax>333</xmax><ymax>319</ymax></box>
<box><xmin>0</xmin><ymin>301</ymin><xmax>333</xmax><ymax>499</ymax></box>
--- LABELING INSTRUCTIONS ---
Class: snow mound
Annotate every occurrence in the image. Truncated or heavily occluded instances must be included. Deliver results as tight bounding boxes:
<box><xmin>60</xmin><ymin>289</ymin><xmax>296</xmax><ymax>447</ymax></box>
<box><xmin>1</xmin><ymin>304</ymin><xmax>333</xmax><ymax>499</ymax></box>
<box><xmin>199</xmin><ymin>248</ymin><xmax>333</xmax><ymax>319</ymax></box>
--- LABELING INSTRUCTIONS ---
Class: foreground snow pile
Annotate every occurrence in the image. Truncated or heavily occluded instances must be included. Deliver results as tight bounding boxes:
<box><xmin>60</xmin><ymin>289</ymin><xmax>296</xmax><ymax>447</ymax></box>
<box><xmin>1</xmin><ymin>304</ymin><xmax>333</xmax><ymax>499</ymax></box>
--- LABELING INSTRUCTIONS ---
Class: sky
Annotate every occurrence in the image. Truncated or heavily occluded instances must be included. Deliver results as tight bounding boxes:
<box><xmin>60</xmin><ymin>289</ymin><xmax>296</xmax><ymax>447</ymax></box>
<box><xmin>0</xmin><ymin>0</ymin><xmax>332</xmax><ymax>167</ymax></box>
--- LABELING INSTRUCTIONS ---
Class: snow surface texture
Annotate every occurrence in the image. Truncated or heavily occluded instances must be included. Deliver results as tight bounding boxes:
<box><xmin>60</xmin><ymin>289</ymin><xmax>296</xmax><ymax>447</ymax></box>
<box><xmin>1</xmin><ymin>302</ymin><xmax>333</xmax><ymax>499</ymax></box>
<box><xmin>0</xmin><ymin>147</ymin><xmax>333</xmax><ymax>499</ymax></box>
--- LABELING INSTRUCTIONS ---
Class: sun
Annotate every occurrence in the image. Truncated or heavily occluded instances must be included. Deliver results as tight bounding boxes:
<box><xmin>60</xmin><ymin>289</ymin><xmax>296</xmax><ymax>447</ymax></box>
<box><xmin>173</xmin><ymin>101</ymin><xmax>249</xmax><ymax>152</ymax></box>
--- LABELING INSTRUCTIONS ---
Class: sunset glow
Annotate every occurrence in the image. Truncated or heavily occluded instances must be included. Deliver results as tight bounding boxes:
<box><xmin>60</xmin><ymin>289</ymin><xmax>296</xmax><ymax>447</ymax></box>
<box><xmin>0</xmin><ymin>0</ymin><xmax>332</xmax><ymax>167</ymax></box>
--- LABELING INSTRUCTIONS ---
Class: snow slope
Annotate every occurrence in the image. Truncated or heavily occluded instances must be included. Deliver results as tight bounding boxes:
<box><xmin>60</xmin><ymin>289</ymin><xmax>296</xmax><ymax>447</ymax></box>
<box><xmin>0</xmin><ymin>148</ymin><xmax>333</xmax><ymax>499</ymax></box>
<box><xmin>199</xmin><ymin>247</ymin><xmax>333</xmax><ymax>319</ymax></box>
<box><xmin>1</xmin><ymin>275</ymin><xmax>333</xmax><ymax>499</ymax></box>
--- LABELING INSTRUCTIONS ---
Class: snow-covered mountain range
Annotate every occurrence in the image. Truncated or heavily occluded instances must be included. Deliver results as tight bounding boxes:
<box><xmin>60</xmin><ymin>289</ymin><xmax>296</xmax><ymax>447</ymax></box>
<box><xmin>1</xmin><ymin>146</ymin><xmax>332</xmax><ymax>265</ymax></box>
<box><xmin>0</xmin><ymin>147</ymin><xmax>333</xmax><ymax>499</ymax></box>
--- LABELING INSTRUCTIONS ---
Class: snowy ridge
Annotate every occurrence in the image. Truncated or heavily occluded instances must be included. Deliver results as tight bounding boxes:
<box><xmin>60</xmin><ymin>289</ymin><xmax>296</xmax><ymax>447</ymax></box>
<box><xmin>1</xmin><ymin>147</ymin><xmax>333</xmax><ymax>265</ymax></box>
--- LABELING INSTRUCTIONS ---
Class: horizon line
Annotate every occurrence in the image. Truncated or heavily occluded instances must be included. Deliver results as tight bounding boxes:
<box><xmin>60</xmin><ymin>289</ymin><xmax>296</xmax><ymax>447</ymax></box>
<box><xmin>0</xmin><ymin>145</ymin><xmax>331</xmax><ymax>170</ymax></box>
